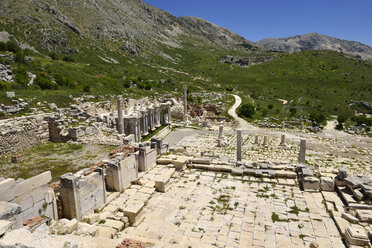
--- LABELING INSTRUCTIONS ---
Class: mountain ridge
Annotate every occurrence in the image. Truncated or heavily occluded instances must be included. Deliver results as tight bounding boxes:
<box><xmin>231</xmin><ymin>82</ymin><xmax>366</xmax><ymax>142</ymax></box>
<box><xmin>256</xmin><ymin>32</ymin><xmax>372</xmax><ymax>60</ymax></box>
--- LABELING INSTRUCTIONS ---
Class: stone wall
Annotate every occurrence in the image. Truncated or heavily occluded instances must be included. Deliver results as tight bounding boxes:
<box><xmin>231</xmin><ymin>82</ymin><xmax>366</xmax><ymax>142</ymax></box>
<box><xmin>59</xmin><ymin>168</ymin><xmax>106</xmax><ymax>220</ymax></box>
<box><xmin>0</xmin><ymin>115</ymin><xmax>49</xmax><ymax>155</ymax></box>
<box><xmin>0</xmin><ymin>171</ymin><xmax>57</xmax><ymax>228</ymax></box>
<box><xmin>106</xmin><ymin>153</ymin><xmax>138</xmax><ymax>192</ymax></box>
<box><xmin>138</xmin><ymin>146</ymin><xmax>157</xmax><ymax>172</ymax></box>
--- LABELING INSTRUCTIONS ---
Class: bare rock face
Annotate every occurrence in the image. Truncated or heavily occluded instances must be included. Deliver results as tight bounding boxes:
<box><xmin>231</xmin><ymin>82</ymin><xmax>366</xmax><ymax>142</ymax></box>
<box><xmin>256</xmin><ymin>33</ymin><xmax>372</xmax><ymax>60</ymax></box>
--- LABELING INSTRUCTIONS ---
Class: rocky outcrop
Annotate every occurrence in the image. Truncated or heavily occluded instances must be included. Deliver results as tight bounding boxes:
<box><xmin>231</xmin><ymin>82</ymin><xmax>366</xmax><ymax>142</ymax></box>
<box><xmin>256</xmin><ymin>33</ymin><xmax>372</xmax><ymax>60</ymax></box>
<box><xmin>219</xmin><ymin>54</ymin><xmax>278</xmax><ymax>67</ymax></box>
<box><xmin>0</xmin><ymin>64</ymin><xmax>13</xmax><ymax>82</ymax></box>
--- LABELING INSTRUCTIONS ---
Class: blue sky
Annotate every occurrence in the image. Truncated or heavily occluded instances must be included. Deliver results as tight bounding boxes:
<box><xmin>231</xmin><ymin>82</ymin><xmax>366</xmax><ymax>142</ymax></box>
<box><xmin>143</xmin><ymin>0</ymin><xmax>372</xmax><ymax>46</ymax></box>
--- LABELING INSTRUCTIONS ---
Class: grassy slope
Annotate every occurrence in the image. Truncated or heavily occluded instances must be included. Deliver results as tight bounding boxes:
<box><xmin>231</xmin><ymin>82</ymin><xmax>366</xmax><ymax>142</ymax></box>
<box><xmin>1</xmin><ymin>28</ymin><xmax>371</xmax><ymax>119</ymax></box>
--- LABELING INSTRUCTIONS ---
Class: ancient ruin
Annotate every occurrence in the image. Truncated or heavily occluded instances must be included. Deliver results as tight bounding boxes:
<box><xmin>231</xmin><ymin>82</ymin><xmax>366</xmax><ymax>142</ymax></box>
<box><xmin>0</xmin><ymin>93</ymin><xmax>371</xmax><ymax>248</ymax></box>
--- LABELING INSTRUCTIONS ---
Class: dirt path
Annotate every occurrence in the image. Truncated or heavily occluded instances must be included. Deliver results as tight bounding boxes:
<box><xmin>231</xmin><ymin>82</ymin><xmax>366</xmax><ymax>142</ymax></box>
<box><xmin>228</xmin><ymin>94</ymin><xmax>257</xmax><ymax>131</ymax></box>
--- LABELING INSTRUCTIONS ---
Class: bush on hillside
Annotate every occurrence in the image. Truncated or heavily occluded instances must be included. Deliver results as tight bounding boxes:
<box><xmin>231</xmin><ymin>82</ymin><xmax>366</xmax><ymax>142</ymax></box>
<box><xmin>238</xmin><ymin>103</ymin><xmax>255</xmax><ymax>119</ymax></box>
<box><xmin>6</xmin><ymin>40</ymin><xmax>20</xmax><ymax>53</ymax></box>
<box><xmin>35</xmin><ymin>72</ymin><xmax>58</xmax><ymax>90</ymax></box>
<box><xmin>309</xmin><ymin>112</ymin><xmax>327</xmax><ymax>126</ymax></box>
<box><xmin>14</xmin><ymin>66</ymin><xmax>29</xmax><ymax>87</ymax></box>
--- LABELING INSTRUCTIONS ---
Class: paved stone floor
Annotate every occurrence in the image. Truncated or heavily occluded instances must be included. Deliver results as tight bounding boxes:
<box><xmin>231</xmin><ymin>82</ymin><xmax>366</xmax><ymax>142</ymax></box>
<box><xmin>121</xmin><ymin>168</ymin><xmax>345</xmax><ymax>248</ymax></box>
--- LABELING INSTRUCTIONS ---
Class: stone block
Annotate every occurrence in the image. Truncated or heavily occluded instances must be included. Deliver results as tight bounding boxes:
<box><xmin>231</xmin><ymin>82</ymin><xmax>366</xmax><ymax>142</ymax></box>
<box><xmin>0</xmin><ymin>178</ymin><xmax>15</xmax><ymax>202</ymax></box>
<box><xmin>320</xmin><ymin>177</ymin><xmax>334</xmax><ymax>191</ymax></box>
<box><xmin>302</xmin><ymin>177</ymin><xmax>320</xmax><ymax>191</ymax></box>
<box><xmin>341</xmin><ymin>212</ymin><xmax>359</xmax><ymax>224</ymax></box>
<box><xmin>103</xmin><ymin>219</ymin><xmax>124</xmax><ymax>231</ymax></box>
<box><xmin>96</xmin><ymin>226</ymin><xmax>117</xmax><ymax>239</ymax></box>
<box><xmin>123</xmin><ymin>203</ymin><xmax>145</xmax><ymax>226</ymax></box>
<box><xmin>14</xmin><ymin>171</ymin><xmax>51</xmax><ymax>197</ymax></box>
<box><xmin>351</xmin><ymin>188</ymin><xmax>364</xmax><ymax>201</ymax></box>
<box><xmin>356</xmin><ymin>209</ymin><xmax>372</xmax><ymax>223</ymax></box>
<box><xmin>157</xmin><ymin>158</ymin><xmax>173</xmax><ymax>165</ymax></box>
<box><xmin>83</xmin><ymin>213</ymin><xmax>100</xmax><ymax>224</ymax></box>
<box><xmin>345</xmin><ymin>226</ymin><xmax>370</xmax><ymax>247</ymax></box>
<box><xmin>192</xmin><ymin>158</ymin><xmax>212</xmax><ymax>165</ymax></box>
<box><xmin>75</xmin><ymin>222</ymin><xmax>97</xmax><ymax>237</ymax></box>
<box><xmin>0</xmin><ymin>202</ymin><xmax>21</xmax><ymax>220</ymax></box>
<box><xmin>173</xmin><ymin>157</ymin><xmax>188</xmax><ymax>171</ymax></box>
<box><xmin>138</xmin><ymin>148</ymin><xmax>157</xmax><ymax>172</ymax></box>
<box><xmin>65</xmin><ymin>218</ymin><xmax>79</xmax><ymax>234</ymax></box>
<box><xmin>0</xmin><ymin>220</ymin><xmax>12</xmax><ymax>236</ymax></box>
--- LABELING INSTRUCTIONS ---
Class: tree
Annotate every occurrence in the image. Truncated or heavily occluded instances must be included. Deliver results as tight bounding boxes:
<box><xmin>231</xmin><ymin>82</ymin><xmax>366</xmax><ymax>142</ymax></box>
<box><xmin>309</xmin><ymin>112</ymin><xmax>327</xmax><ymax>126</ymax></box>
<box><xmin>238</xmin><ymin>103</ymin><xmax>255</xmax><ymax>119</ymax></box>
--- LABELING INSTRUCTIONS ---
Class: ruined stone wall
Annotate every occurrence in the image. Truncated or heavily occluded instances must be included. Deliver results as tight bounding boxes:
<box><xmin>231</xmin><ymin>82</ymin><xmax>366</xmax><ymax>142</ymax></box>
<box><xmin>59</xmin><ymin>168</ymin><xmax>106</xmax><ymax>220</ymax></box>
<box><xmin>0</xmin><ymin>114</ymin><xmax>49</xmax><ymax>155</ymax></box>
<box><xmin>0</xmin><ymin>171</ymin><xmax>57</xmax><ymax>228</ymax></box>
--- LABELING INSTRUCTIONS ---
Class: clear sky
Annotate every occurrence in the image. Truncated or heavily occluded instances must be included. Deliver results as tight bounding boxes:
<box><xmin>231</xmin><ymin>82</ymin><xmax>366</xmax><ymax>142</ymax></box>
<box><xmin>143</xmin><ymin>0</ymin><xmax>372</xmax><ymax>46</ymax></box>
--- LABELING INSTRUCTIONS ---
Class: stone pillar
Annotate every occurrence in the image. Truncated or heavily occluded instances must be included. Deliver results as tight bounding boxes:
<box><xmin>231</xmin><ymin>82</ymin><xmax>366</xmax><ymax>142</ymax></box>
<box><xmin>263</xmin><ymin>136</ymin><xmax>268</xmax><ymax>146</ymax></box>
<box><xmin>301</xmin><ymin>122</ymin><xmax>304</xmax><ymax>129</ymax></box>
<box><xmin>299</xmin><ymin>139</ymin><xmax>306</xmax><ymax>164</ymax></box>
<box><xmin>183</xmin><ymin>85</ymin><xmax>188</xmax><ymax>122</ymax></box>
<box><xmin>237</xmin><ymin>129</ymin><xmax>242</xmax><ymax>162</ymax></box>
<box><xmin>254</xmin><ymin>134</ymin><xmax>259</xmax><ymax>145</ymax></box>
<box><xmin>117</xmin><ymin>96</ymin><xmax>124</xmax><ymax>134</ymax></box>
<box><xmin>281</xmin><ymin>122</ymin><xmax>285</xmax><ymax>129</ymax></box>
<box><xmin>218</xmin><ymin>126</ymin><xmax>224</xmax><ymax>140</ymax></box>
<box><xmin>167</xmin><ymin>104</ymin><xmax>172</xmax><ymax>124</ymax></box>
<box><xmin>280</xmin><ymin>135</ymin><xmax>286</xmax><ymax>146</ymax></box>
<box><xmin>160</xmin><ymin>107</ymin><xmax>165</xmax><ymax>125</ymax></box>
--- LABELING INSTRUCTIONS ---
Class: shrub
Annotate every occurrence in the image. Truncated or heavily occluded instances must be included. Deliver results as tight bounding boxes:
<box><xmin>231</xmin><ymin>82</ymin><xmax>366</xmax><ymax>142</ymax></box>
<box><xmin>15</xmin><ymin>50</ymin><xmax>26</xmax><ymax>64</ymax></box>
<box><xmin>49</xmin><ymin>52</ymin><xmax>59</xmax><ymax>60</ymax></box>
<box><xmin>0</xmin><ymin>42</ymin><xmax>6</xmax><ymax>51</ymax></box>
<box><xmin>14</xmin><ymin>66</ymin><xmax>29</xmax><ymax>87</ymax></box>
<box><xmin>238</xmin><ymin>103</ymin><xmax>255</xmax><ymax>119</ymax></box>
<box><xmin>62</xmin><ymin>56</ymin><xmax>75</xmax><ymax>62</ymax></box>
<box><xmin>0</xmin><ymin>80</ymin><xmax>11</xmax><ymax>90</ymax></box>
<box><xmin>289</xmin><ymin>108</ymin><xmax>297</xmax><ymax>116</ymax></box>
<box><xmin>268</xmin><ymin>103</ymin><xmax>274</xmax><ymax>109</ymax></box>
<box><xmin>309</xmin><ymin>112</ymin><xmax>327</xmax><ymax>126</ymax></box>
<box><xmin>35</xmin><ymin>73</ymin><xmax>58</xmax><ymax>90</ymax></box>
<box><xmin>6</xmin><ymin>40</ymin><xmax>20</xmax><ymax>53</ymax></box>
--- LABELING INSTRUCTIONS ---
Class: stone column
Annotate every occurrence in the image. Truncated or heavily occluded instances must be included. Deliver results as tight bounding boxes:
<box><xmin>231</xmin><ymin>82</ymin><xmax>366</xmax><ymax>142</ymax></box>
<box><xmin>280</xmin><ymin>135</ymin><xmax>286</xmax><ymax>146</ymax></box>
<box><xmin>254</xmin><ymin>134</ymin><xmax>259</xmax><ymax>144</ymax></box>
<box><xmin>218</xmin><ymin>126</ymin><xmax>224</xmax><ymax>140</ymax></box>
<box><xmin>299</xmin><ymin>139</ymin><xmax>306</xmax><ymax>164</ymax></box>
<box><xmin>237</xmin><ymin>129</ymin><xmax>242</xmax><ymax>162</ymax></box>
<box><xmin>183</xmin><ymin>85</ymin><xmax>188</xmax><ymax>122</ymax></box>
<box><xmin>167</xmin><ymin>103</ymin><xmax>172</xmax><ymax>124</ymax></box>
<box><xmin>263</xmin><ymin>136</ymin><xmax>268</xmax><ymax>146</ymax></box>
<box><xmin>117</xmin><ymin>96</ymin><xmax>124</xmax><ymax>134</ymax></box>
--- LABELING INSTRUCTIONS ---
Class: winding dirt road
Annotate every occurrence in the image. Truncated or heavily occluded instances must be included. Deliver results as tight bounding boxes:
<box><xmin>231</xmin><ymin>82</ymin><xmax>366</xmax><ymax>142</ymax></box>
<box><xmin>228</xmin><ymin>94</ymin><xmax>257</xmax><ymax>131</ymax></box>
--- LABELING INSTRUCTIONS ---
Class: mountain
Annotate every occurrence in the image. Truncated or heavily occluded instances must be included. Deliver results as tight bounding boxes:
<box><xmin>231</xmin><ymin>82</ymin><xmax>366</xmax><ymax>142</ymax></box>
<box><xmin>256</xmin><ymin>33</ymin><xmax>372</xmax><ymax>60</ymax></box>
<box><xmin>0</xmin><ymin>0</ymin><xmax>254</xmax><ymax>54</ymax></box>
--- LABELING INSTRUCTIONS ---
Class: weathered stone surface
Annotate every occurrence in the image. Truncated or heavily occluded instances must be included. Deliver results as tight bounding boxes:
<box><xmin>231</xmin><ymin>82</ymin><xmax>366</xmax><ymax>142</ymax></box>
<box><xmin>96</xmin><ymin>226</ymin><xmax>117</xmax><ymax>239</ymax></box>
<box><xmin>345</xmin><ymin>226</ymin><xmax>369</xmax><ymax>246</ymax></box>
<box><xmin>0</xmin><ymin>220</ymin><xmax>12</xmax><ymax>236</ymax></box>
<box><xmin>14</xmin><ymin>171</ymin><xmax>51</xmax><ymax>197</ymax></box>
<box><xmin>320</xmin><ymin>177</ymin><xmax>334</xmax><ymax>191</ymax></box>
<box><xmin>0</xmin><ymin>202</ymin><xmax>21</xmax><ymax>220</ymax></box>
<box><xmin>341</xmin><ymin>212</ymin><xmax>359</xmax><ymax>224</ymax></box>
<box><xmin>0</xmin><ymin>179</ymin><xmax>15</xmax><ymax>202</ymax></box>
<box><xmin>103</xmin><ymin>219</ymin><xmax>124</xmax><ymax>231</ymax></box>
<box><xmin>302</xmin><ymin>177</ymin><xmax>320</xmax><ymax>191</ymax></box>
<box><xmin>356</xmin><ymin>209</ymin><xmax>372</xmax><ymax>223</ymax></box>
<box><xmin>123</xmin><ymin>203</ymin><xmax>144</xmax><ymax>226</ymax></box>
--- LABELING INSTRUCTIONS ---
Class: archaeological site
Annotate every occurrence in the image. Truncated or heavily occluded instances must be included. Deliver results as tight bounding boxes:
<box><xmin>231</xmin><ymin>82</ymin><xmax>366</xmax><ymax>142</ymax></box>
<box><xmin>0</xmin><ymin>0</ymin><xmax>372</xmax><ymax>247</ymax></box>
